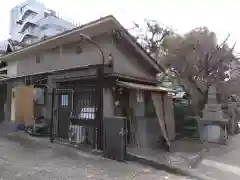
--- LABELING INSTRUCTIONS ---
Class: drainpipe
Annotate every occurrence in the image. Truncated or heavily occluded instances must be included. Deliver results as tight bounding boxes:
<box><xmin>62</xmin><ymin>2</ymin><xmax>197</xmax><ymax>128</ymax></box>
<box><xmin>79</xmin><ymin>33</ymin><xmax>105</xmax><ymax>150</ymax></box>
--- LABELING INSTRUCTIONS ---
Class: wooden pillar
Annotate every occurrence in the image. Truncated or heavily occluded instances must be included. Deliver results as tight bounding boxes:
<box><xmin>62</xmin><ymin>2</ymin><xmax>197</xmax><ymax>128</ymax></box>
<box><xmin>5</xmin><ymin>82</ymin><xmax>12</xmax><ymax>121</ymax></box>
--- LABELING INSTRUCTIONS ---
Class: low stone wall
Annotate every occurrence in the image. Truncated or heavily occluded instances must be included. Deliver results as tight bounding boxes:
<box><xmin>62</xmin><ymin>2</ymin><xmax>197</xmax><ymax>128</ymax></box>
<box><xmin>136</xmin><ymin>117</ymin><xmax>162</xmax><ymax>148</ymax></box>
<box><xmin>0</xmin><ymin>119</ymin><xmax>16</xmax><ymax>136</ymax></box>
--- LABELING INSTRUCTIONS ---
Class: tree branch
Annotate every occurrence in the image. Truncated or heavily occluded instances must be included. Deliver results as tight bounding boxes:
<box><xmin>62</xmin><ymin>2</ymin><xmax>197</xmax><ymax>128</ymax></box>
<box><xmin>207</xmin><ymin>42</ymin><xmax>236</xmax><ymax>74</ymax></box>
<box><xmin>196</xmin><ymin>35</ymin><xmax>231</xmax><ymax>78</ymax></box>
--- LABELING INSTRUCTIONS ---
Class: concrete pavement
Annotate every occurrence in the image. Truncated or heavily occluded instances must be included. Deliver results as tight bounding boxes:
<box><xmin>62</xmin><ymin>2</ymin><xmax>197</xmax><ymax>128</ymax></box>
<box><xmin>129</xmin><ymin>134</ymin><xmax>240</xmax><ymax>180</ymax></box>
<box><xmin>5</xmin><ymin>132</ymin><xmax>240</xmax><ymax>180</ymax></box>
<box><xmin>196</xmin><ymin>134</ymin><xmax>240</xmax><ymax>180</ymax></box>
<box><xmin>0</xmin><ymin>132</ymin><xmax>194</xmax><ymax>180</ymax></box>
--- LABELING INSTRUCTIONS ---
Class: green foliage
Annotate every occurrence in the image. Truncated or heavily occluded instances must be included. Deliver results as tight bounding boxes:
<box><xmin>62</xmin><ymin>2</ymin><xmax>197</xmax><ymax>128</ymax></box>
<box><xmin>136</xmin><ymin>20</ymin><xmax>236</xmax><ymax>115</ymax></box>
<box><xmin>174</xmin><ymin>103</ymin><xmax>198</xmax><ymax>139</ymax></box>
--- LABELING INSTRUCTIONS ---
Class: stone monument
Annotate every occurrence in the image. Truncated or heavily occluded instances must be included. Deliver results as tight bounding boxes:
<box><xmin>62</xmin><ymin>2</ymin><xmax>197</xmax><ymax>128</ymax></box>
<box><xmin>202</xmin><ymin>86</ymin><xmax>225</xmax><ymax>121</ymax></box>
<box><xmin>198</xmin><ymin>86</ymin><xmax>228</xmax><ymax>144</ymax></box>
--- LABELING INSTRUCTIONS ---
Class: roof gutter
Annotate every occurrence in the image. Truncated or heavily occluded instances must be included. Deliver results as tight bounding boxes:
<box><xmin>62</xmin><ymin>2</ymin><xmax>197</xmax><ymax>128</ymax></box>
<box><xmin>0</xmin><ymin>16</ymin><xmax>114</xmax><ymax>62</ymax></box>
<box><xmin>109</xmin><ymin>16</ymin><xmax>164</xmax><ymax>73</ymax></box>
<box><xmin>1</xmin><ymin>15</ymin><xmax>165</xmax><ymax>74</ymax></box>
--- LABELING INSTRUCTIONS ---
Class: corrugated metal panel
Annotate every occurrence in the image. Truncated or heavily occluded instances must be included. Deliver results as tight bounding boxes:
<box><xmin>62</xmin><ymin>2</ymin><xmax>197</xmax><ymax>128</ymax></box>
<box><xmin>117</xmin><ymin>81</ymin><xmax>175</xmax><ymax>93</ymax></box>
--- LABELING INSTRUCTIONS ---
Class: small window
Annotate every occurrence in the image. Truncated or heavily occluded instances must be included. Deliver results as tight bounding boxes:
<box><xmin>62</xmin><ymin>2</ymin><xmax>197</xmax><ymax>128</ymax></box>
<box><xmin>61</xmin><ymin>95</ymin><xmax>68</xmax><ymax>106</ymax></box>
<box><xmin>36</xmin><ymin>54</ymin><xmax>42</xmax><ymax>63</ymax></box>
<box><xmin>40</xmin><ymin>24</ymin><xmax>48</xmax><ymax>30</ymax></box>
<box><xmin>44</xmin><ymin>12</ymin><xmax>49</xmax><ymax>17</ymax></box>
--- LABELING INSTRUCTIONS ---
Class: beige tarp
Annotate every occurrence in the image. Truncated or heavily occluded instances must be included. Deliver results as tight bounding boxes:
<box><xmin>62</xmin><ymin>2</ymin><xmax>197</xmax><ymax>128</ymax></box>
<box><xmin>163</xmin><ymin>94</ymin><xmax>176</xmax><ymax>141</ymax></box>
<box><xmin>151</xmin><ymin>92</ymin><xmax>171</xmax><ymax>148</ymax></box>
<box><xmin>116</xmin><ymin>80</ymin><xmax>176</xmax><ymax>147</ymax></box>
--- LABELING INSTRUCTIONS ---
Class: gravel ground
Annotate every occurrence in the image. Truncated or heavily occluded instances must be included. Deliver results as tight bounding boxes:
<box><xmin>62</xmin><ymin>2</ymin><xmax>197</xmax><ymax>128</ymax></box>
<box><xmin>0</xmin><ymin>133</ymin><xmax>194</xmax><ymax>180</ymax></box>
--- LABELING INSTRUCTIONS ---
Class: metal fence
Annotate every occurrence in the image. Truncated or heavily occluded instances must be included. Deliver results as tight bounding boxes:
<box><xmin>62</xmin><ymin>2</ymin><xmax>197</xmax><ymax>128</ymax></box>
<box><xmin>50</xmin><ymin>85</ymin><xmax>101</xmax><ymax>149</ymax></box>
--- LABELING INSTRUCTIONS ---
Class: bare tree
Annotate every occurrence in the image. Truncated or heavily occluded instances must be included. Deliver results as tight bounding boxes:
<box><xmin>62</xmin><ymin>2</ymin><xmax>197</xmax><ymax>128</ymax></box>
<box><xmin>137</xmin><ymin>21</ymin><xmax>237</xmax><ymax>116</ymax></box>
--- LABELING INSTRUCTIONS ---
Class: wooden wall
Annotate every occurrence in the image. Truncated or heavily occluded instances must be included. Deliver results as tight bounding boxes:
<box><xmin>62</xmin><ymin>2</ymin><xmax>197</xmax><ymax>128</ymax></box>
<box><xmin>14</xmin><ymin>85</ymin><xmax>34</xmax><ymax>126</ymax></box>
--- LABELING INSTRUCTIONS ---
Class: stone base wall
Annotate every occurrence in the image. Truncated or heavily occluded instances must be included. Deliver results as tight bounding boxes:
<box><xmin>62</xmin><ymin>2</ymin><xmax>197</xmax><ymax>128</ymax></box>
<box><xmin>136</xmin><ymin>117</ymin><xmax>162</xmax><ymax>148</ymax></box>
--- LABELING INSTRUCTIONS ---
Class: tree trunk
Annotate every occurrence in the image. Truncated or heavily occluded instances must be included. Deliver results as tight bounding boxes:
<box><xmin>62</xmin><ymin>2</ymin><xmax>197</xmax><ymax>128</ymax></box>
<box><xmin>177</xmin><ymin>77</ymin><xmax>208</xmax><ymax>117</ymax></box>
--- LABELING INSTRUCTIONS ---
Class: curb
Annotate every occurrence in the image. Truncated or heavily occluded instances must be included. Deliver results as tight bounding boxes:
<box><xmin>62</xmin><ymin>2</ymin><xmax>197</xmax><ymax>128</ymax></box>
<box><xmin>127</xmin><ymin>153</ymin><xmax>214</xmax><ymax>180</ymax></box>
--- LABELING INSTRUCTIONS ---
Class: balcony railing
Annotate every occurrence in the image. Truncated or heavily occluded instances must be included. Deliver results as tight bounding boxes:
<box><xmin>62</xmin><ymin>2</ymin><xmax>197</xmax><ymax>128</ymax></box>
<box><xmin>18</xmin><ymin>6</ymin><xmax>37</xmax><ymax>22</ymax></box>
<box><xmin>19</xmin><ymin>21</ymin><xmax>37</xmax><ymax>33</ymax></box>
<box><xmin>20</xmin><ymin>33</ymin><xmax>37</xmax><ymax>43</ymax></box>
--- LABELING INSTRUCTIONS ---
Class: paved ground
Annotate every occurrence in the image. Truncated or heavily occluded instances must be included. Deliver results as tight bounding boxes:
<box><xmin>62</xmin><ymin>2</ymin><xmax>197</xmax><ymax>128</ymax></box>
<box><xmin>4</xmin><ymin>132</ymin><xmax>240</xmax><ymax>179</ymax></box>
<box><xmin>196</xmin><ymin>134</ymin><xmax>240</xmax><ymax>180</ymax></box>
<box><xmin>129</xmin><ymin>134</ymin><xmax>240</xmax><ymax>180</ymax></box>
<box><xmin>0</xmin><ymin>133</ymin><xmax>193</xmax><ymax>180</ymax></box>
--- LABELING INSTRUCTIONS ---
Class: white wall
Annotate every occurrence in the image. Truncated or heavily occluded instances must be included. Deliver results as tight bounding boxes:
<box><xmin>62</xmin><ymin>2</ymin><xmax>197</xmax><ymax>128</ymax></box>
<box><xmin>9</xmin><ymin>0</ymin><xmax>75</xmax><ymax>44</ymax></box>
<box><xmin>35</xmin><ymin>16</ymin><xmax>76</xmax><ymax>41</ymax></box>
<box><xmin>8</xmin><ymin>35</ymin><xmax>156</xmax><ymax>81</ymax></box>
<box><xmin>10</xmin><ymin>0</ymin><xmax>45</xmax><ymax>42</ymax></box>
<box><xmin>10</xmin><ymin>89</ymin><xmax>16</xmax><ymax>122</ymax></box>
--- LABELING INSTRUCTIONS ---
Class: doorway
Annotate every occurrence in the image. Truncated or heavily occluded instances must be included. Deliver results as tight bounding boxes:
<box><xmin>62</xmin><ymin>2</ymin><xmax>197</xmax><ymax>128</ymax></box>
<box><xmin>56</xmin><ymin>89</ymin><xmax>74</xmax><ymax>140</ymax></box>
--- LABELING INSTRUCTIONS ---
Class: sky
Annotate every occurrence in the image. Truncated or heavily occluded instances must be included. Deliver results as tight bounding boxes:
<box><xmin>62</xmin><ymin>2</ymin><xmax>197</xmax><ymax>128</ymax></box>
<box><xmin>0</xmin><ymin>0</ymin><xmax>239</xmax><ymax>52</ymax></box>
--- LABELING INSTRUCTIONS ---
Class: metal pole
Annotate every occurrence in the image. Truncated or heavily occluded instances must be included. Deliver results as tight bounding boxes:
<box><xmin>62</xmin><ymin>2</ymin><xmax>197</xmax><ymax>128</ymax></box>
<box><xmin>97</xmin><ymin>66</ymin><xmax>104</xmax><ymax>150</ymax></box>
<box><xmin>79</xmin><ymin>33</ymin><xmax>104</xmax><ymax>65</ymax></box>
<box><xmin>79</xmin><ymin>33</ymin><xmax>104</xmax><ymax>150</ymax></box>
